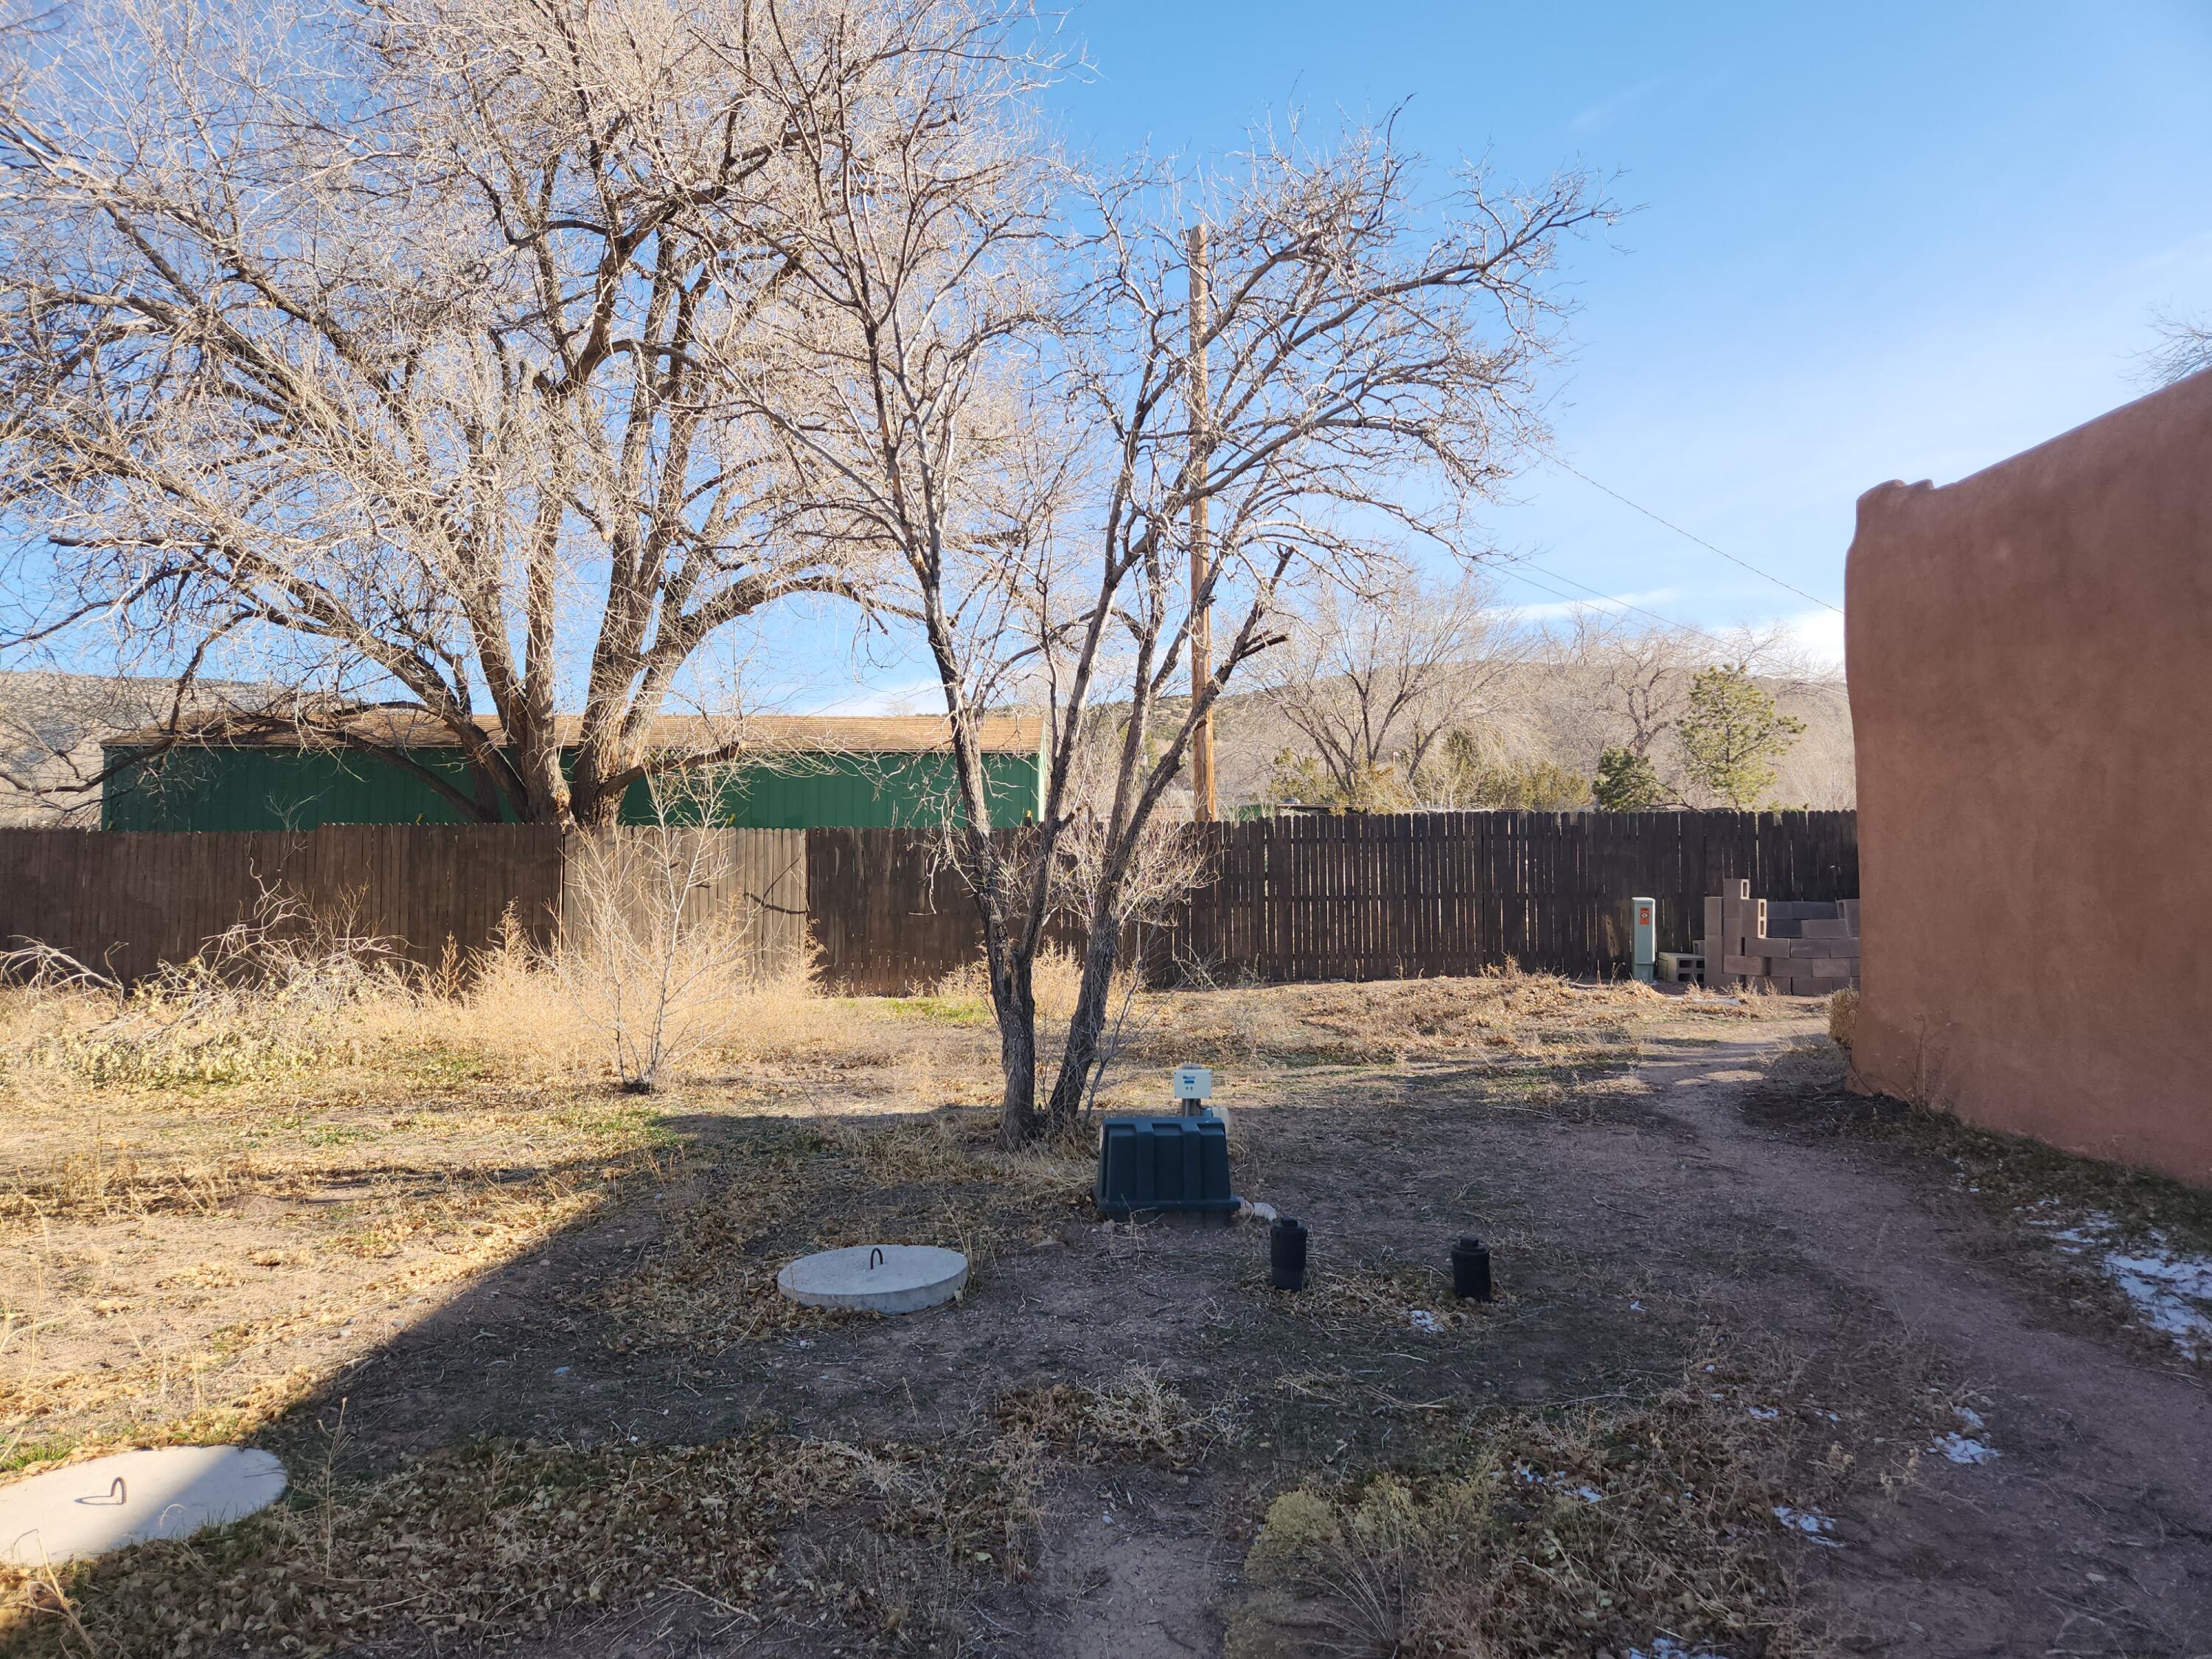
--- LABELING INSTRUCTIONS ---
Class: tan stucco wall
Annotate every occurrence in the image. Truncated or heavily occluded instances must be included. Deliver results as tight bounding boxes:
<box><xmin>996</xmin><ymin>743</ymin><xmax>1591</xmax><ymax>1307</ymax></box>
<box><xmin>1845</xmin><ymin>370</ymin><xmax>2212</xmax><ymax>1183</ymax></box>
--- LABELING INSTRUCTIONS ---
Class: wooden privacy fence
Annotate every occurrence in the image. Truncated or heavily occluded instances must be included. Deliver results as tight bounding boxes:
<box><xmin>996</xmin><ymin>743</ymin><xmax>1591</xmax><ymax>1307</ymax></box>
<box><xmin>0</xmin><ymin>824</ymin><xmax>807</xmax><ymax>984</ymax></box>
<box><xmin>1</xmin><ymin>811</ymin><xmax>1854</xmax><ymax>992</ymax></box>
<box><xmin>807</xmin><ymin>810</ymin><xmax>1859</xmax><ymax>993</ymax></box>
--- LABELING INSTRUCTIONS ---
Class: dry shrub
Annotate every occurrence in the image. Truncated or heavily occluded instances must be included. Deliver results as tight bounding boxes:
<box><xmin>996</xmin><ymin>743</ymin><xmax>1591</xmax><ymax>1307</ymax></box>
<box><xmin>1230</xmin><ymin>1361</ymin><xmax>1822</xmax><ymax>1659</ymax></box>
<box><xmin>0</xmin><ymin>897</ymin><xmax>859</xmax><ymax>1102</ymax></box>
<box><xmin>1762</xmin><ymin>1037</ymin><xmax>1849</xmax><ymax>1097</ymax></box>
<box><xmin>4</xmin><ymin>902</ymin><xmax>409</xmax><ymax>1088</ymax></box>
<box><xmin>550</xmin><ymin>827</ymin><xmax>765</xmax><ymax>1092</ymax></box>
<box><xmin>996</xmin><ymin>1366</ymin><xmax>1235</xmax><ymax>1468</ymax></box>
<box><xmin>392</xmin><ymin>916</ymin><xmax>595</xmax><ymax>1077</ymax></box>
<box><xmin>1827</xmin><ymin>985</ymin><xmax>1858</xmax><ymax>1050</ymax></box>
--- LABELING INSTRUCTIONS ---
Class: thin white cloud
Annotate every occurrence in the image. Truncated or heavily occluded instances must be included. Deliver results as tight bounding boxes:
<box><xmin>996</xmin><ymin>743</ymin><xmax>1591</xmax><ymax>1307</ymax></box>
<box><xmin>1568</xmin><ymin>75</ymin><xmax>1666</xmax><ymax>136</ymax></box>
<box><xmin>1781</xmin><ymin>608</ymin><xmax>1846</xmax><ymax>667</ymax></box>
<box><xmin>1498</xmin><ymin>585</ymin><xmax>1686</xmax><ymax>625</ymax></box>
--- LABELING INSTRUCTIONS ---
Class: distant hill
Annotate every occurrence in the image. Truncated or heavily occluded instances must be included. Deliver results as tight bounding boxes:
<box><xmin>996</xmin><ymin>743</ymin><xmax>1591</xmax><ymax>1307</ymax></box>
<box><xmin>1192</xmin><ymin>661</ymin><xmax>1854</xmax><ymax>813</ymax></box>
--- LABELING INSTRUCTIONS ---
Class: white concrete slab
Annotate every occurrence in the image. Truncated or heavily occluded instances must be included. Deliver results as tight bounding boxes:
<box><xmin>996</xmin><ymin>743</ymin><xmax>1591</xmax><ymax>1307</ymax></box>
<box><xmin>0</xmin><ymin>1446</ymin><xmax>288</xmax><ymax>1567</ymax></box>
<box><xmin>776</xmin><ymin>1244</ymin><xmax>967</xmax><ymax>1313</ymax></box>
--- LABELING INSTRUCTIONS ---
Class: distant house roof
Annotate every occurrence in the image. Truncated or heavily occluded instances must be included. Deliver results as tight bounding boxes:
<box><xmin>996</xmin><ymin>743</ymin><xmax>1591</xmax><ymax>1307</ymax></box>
<box><xmin>108</xmin><ymin>709</ymin><xmax>1042</xmax><ymax>757</ymax></box>
<box><xmin>1</xmin><ymin>671</ymin><xmax>271</xmax><ymax>826</ymax></box>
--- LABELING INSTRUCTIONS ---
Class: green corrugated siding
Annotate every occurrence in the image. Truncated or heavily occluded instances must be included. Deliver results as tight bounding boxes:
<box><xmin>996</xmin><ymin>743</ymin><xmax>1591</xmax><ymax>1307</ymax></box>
<box><xmin>100</xmin><ymin>745</ymin><xmax>1042</xmax><ymax>832</ymax></box>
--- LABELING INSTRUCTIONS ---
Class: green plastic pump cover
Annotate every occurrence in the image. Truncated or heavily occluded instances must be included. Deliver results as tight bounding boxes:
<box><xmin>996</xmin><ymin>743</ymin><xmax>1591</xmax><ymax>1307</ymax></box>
<box><xmin>1094</xmin><ymin>1114</ymin><xmax>1237</xmax><ymax>1219</ymax></box>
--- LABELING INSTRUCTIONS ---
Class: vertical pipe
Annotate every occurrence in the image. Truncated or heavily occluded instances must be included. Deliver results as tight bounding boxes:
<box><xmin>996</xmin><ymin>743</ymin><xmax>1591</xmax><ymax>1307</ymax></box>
<box><xmin>1187</xmin><ymin>223</ymin><xmax>1217</xmax><ymax>823</ymax></box>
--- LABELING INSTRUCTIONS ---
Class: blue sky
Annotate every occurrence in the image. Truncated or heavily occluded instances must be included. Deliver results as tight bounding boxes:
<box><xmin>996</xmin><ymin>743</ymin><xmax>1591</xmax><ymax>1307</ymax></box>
<box><xmin>1019</xmin><ymin>0</ymin><xmax>2211</xmax><ymax>670</ymax></box>
<box><xmin>15</xmin><ymin>3</ymin><xmax>2209</xmax><ymax>706</ymax></box>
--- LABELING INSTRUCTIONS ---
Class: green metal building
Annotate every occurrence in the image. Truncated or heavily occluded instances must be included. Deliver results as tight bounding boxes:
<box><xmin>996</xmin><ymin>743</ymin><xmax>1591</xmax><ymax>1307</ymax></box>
<box><xmin>101</xmin><ymin>713</ymin><xmax>1044</xmax><ymax>832</ymax></box>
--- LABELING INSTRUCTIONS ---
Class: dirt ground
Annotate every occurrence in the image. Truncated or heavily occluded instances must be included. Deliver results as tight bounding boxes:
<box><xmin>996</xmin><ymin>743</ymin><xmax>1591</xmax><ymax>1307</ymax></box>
<box><xmin>4</xmin><ymin>968</ymin><xmax>2211</xmax><ymax>1658</ymax></box>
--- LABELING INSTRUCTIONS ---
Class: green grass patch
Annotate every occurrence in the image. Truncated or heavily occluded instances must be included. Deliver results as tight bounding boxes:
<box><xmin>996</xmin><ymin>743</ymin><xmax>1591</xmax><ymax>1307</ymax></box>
<box><xmin>884</xmin><ymin>994</ymin><xmax>991</xmax><ymax>1026</ymax></box>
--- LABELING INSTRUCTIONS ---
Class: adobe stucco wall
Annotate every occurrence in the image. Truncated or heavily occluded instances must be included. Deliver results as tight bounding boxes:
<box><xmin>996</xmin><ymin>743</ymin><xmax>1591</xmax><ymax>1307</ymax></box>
<box><xmin>1846</xmin><ymin>369</ymin><xmax>2212</xmax><ymax>1185</ymax></box>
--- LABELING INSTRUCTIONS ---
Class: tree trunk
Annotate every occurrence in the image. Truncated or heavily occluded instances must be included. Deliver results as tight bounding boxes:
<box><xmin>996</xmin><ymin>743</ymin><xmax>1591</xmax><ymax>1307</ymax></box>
<box><xmin>991</xmin><ymin>927</ymin><xmax>1040</xmax><ymax>1147</ymax></box>
<box><xmin>1044</xmin><ymin>911</ymin><xmax>1121</xmax><ymax>1131</ymax></box>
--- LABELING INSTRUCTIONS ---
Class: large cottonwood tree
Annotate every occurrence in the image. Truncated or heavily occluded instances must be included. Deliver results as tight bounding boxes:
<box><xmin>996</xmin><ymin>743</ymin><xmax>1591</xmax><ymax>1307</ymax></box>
<box><xmin>0</xmin><ymin>0</ymin><xmax>1001</xmax><ymax>824</ymax></box>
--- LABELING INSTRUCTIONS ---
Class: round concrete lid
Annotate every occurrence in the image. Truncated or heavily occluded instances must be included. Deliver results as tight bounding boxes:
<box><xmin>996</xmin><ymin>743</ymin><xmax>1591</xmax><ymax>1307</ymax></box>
<box><xmin>0</xmin><ymin>1446</ymin><xmax>288</xmax><ymax>1567</ymax></box>
<box><xmin>776</xmin><ymin>1244</ymin><xmax>968</xmax><ymax>1314</ymax></box>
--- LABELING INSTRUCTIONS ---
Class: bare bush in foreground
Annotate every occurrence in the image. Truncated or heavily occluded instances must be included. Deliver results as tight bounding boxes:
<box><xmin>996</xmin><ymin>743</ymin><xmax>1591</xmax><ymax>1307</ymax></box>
<box><xmin>552</xmin><ymin>782</ymin><xmax>759</xmax><ymax>1093</ymax></box>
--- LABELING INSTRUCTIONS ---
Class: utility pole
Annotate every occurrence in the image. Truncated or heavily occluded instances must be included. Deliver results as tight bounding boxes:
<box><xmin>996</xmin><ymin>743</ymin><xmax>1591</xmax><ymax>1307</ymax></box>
<box><xmin>1187</xmin><ymin>222</ymin><xmax>1217</xmax><ymax>823</ymax></box>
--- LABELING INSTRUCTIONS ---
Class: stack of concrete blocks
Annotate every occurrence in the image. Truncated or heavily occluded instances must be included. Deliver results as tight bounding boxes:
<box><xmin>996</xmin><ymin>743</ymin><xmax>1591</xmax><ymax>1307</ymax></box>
<box><xmin>1699</xmin><ymin>880</ymin><xmax>1860</xmax><ymax>995</ymax></box>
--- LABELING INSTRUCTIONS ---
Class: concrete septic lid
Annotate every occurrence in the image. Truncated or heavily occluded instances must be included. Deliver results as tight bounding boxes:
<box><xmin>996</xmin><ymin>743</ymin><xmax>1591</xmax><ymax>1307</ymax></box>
<box><xmin>1</xmin><ymin>1446</ymin><xmax>288</xmax><ymax>1568</ymax></box>
<box><xmin>776</xmin><ymin>1244</ymin><xmax>968</xmax><ymax>1314</ymax></box>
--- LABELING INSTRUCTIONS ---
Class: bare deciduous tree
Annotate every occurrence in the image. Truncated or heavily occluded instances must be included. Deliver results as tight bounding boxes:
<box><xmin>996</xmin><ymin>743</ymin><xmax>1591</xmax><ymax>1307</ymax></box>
<box><xmin>1246</xmin><ymin>568</ymin><xmax>1527</xmax><ymax>804</ymax></box>
<box><xmin>743</xmin><ymin>63</ymin><xmax>1609</xmax><ymax>1138</ymax></box>
<box><xmin>2145</xmin><ymin>307</ymin><xmax>2212</xmax><ymax>387</ymax></box>
<box><xmin>1551</xmin><ymin>610</ymin><xmax>1707</xmax><ymax>762</ymax></box>
<box><xmin>1531</xmin><ymin>609</ymin><xmax>1816</xmax><ymax>789</ymax></box>
<box><xmin>0</xmin><ymin>0</ymin><xmax>955</xmax><ymax>826</ymax></box>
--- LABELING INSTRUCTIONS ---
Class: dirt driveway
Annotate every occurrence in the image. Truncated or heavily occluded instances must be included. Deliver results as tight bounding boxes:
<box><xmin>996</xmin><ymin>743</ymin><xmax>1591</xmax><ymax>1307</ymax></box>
<box><xmin>7</xmin><ymin>979</ymin><xmax>2210</xmax><ymax>1658</ymax></box>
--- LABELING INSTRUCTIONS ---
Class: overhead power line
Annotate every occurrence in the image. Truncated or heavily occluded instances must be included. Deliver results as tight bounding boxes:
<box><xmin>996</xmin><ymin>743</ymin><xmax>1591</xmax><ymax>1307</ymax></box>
<box><xmin>1545</xmin><ymin>457</ymin><xmax>1845</xmax><ymax>616</ymax></box>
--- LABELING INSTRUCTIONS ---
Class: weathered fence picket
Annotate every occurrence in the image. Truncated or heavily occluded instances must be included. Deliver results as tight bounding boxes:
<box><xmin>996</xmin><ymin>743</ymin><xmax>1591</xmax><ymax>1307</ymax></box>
<box><xmin>0</xmin><ymin>810</ymin><xmax>1855</xmax><ymax>994</ymax></box>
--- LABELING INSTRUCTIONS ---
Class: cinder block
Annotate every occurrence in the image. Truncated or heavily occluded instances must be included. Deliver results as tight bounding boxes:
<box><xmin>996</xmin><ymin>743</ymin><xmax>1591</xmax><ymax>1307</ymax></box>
<box><xmin>1767</xmin><ymin>901</ymin><xmax>1838</xmax><ymax>922</ymax></box>
<box><xmin>1801</xmin><ymin>918</ymin><xmax>1852</xmax><ymax>939</ymax></box>
<box><xmin>1723</xmin><ymin>896</ymin><xmax>1768</xmax><ymax>942</ymax></box>
<box><xmin>1838</xmin><ymin>898</ymin><xmax>1860</xmax><ymax>931</ymax></box>
<box><xmin>1790</xmin><ymin>938</ymin><xmax>1854</xmax><ymax>959</ymax></box>
<box><xmin>1723</xmin><ymin>954</ymin><xmax>1764</xmax><ymax>976</ymax></box>
<box><xmin>1703</xmin><ymin>897</ymin><xmax>1723</xmax><ymax>952</ymax></box>
<box><xmin>1809</xmin><ymin>957</ymin><xmax>1854</xmax><ymax>979</ymax></box>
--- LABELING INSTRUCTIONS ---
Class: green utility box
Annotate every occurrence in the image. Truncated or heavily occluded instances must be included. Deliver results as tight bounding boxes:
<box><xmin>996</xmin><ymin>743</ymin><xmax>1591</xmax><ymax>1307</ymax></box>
<box><xmin>1094</xmin><ymin>1115</ymin><xmax>1237</xmax><ymax>1220</ymax></box>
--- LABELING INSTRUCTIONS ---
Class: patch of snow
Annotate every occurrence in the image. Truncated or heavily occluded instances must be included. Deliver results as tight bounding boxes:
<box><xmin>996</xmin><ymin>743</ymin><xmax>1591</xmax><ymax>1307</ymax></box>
<box><xmin>1518</xmin><ymin>1467</ymin><xmax>1604</xmax><ymax>1504</ymax></box>
<box><xmin>1627</xmin><ymin>1638</ymin><xmax>1728</xmax><ymax>1659</ymax></box>
<box><xmin>1953</xmin><ymin>1405</ymin><xmax>1984</xmax><ymax>1430</ymax></box>
<box><xmin>2029</xmin><ymin>1211</ymin><xmax>2212</xmax><ymax>1359</ymax></box>
<box><xmin>1933</xmin><ymin>1433</ymin><xmax>1999</xmax><ymax>1465</ymax></box>
<box><xmin>1773</xmin><ymin>1504</ymin><xmax>1842</xmax><ymax>1548</ymax></box>
<box><xmin>1408</xmin><ymin>1309</ymin><xmax>1442</xmax><ymax>1335</ymax></box>
<box><xmin>1630</xmin><ymin>1299</ymin><xmax>1645</xmax><ymax>1312</ymax></box>
<box><xmin>1747</xmin><ymin>1405</ymin><xmax>1780</xmax><ymax>1422</ymax></box>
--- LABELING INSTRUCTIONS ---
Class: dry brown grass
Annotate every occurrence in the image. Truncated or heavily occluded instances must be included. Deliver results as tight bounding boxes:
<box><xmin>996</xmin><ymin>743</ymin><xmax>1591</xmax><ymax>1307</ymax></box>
<box><xmin>0</xmin><ymin>1426</ymin><xmax>1055</xmax><ymax>1658</ymax></box>
<box><xmin>1121</xmin><ymin>969</ymin><xmax>1658</xmax><ymax>1070</ymax></box>
<box><xmin>995</xmin><ymin>1364</ymin><xmax>1237</xmax><ymax>1468</ymax></box>
<box><xmin>0</xmin><ymin>948</ymin><xmax>1746</xmax><ymax>1654</ymax></box>
<box><xmin>595</xmin><ymin>1112</ymin><xmax>1091</xmax><ymax>1357</ymax></box>
<box><xmin>1247</xmin><ymin>1259</ymin><xmax>1510</xmax><ymax>1342</ymax></box>
<box><xmin>0</xmin><ymin>959</ymin><xmax>1684</xmax><ymax>1472</ymax></box>
<box><xmin>1828</xmin><ymin>985</ymin><xmax>1858</xmax><ymax>1050</ymax></box>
